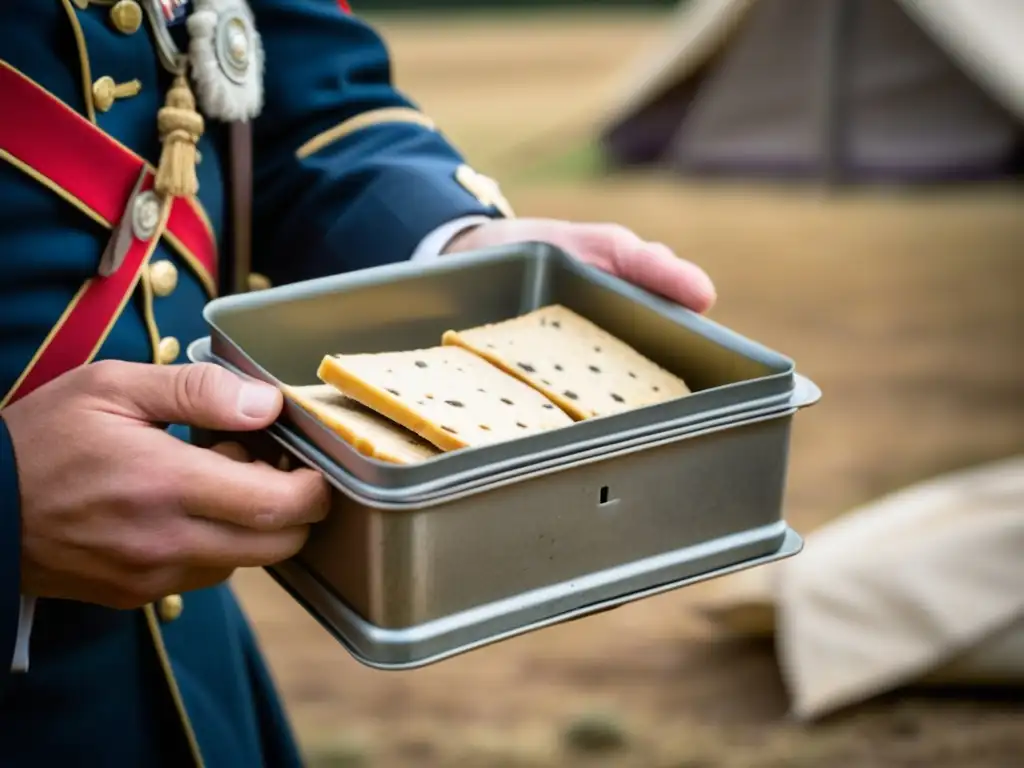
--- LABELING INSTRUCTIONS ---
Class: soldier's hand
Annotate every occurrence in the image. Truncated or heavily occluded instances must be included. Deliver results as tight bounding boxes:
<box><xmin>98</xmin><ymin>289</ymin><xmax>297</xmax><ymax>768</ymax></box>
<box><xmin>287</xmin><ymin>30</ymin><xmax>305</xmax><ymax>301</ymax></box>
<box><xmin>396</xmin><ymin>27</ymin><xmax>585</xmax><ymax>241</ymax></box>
<box><xmin>2</xmin><ymin>360</ymin><xmax>331</xmax><ymax>609</ymax></box>
<box><xmin>443</xmin><ymin>218</ymin><xmax>717</xmax><ymax>313</ymax></box>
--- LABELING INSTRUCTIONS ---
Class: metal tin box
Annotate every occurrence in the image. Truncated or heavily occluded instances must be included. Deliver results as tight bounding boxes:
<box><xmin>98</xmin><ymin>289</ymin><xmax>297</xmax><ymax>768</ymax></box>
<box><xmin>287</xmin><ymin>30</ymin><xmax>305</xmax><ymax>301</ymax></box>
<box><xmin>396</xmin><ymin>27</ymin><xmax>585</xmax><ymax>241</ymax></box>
<box><xmin>202</xmin><ymin>243</ymin><xmax>801</xmax><ymax>499</ymax></box>
<box><xmin>191</xmin><ymin>243</ymin><xmax>820</xmax><ymax>668</ymax></box>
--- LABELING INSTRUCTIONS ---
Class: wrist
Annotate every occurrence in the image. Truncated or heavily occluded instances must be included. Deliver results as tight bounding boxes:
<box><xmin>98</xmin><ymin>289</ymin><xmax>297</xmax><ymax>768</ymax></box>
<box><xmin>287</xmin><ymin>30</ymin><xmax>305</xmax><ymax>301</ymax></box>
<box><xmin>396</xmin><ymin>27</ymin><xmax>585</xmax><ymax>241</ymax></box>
<box><xmin>441</xmin><ymin>223</ymin><xmax>483</xmax><ymax>255</ymax></box>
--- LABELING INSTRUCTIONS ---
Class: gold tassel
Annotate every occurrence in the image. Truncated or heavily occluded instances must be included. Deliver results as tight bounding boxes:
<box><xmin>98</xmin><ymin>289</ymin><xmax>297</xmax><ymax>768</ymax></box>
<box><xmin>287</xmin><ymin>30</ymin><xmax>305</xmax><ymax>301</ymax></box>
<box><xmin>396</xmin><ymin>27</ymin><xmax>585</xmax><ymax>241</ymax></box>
<box><xmin>154</xmin><ymin>72</ymin><xmax>204</xmax><ymax>199</ymax></box>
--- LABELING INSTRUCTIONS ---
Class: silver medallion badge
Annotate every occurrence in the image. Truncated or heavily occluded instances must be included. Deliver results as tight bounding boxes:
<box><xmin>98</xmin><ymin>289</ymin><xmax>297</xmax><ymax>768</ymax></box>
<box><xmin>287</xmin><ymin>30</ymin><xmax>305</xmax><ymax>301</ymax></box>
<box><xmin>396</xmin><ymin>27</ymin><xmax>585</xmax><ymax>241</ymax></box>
<box><xmin>187</xmin><ymin>0</ymin><xmax>264</xmax><ymax>122</ymax></box>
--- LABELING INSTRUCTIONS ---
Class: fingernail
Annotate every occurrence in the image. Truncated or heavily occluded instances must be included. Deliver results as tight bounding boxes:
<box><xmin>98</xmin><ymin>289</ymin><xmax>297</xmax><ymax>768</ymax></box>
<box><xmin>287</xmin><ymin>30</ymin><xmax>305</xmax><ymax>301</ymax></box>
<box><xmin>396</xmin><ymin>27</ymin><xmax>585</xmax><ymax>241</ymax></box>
<box><xmin>697</xmin><ymin>273</ymin><xmax>717</xmax><ymax>305</ymax></box>
<box><xmin>237</xmin><ymin>383</ymin><xmax>280</xmax><ymax>419</ymax></box>
<box><xmin>684</xmin><ymin>264</ymin><xmax>717</xmax><ymax>311</ymax></box>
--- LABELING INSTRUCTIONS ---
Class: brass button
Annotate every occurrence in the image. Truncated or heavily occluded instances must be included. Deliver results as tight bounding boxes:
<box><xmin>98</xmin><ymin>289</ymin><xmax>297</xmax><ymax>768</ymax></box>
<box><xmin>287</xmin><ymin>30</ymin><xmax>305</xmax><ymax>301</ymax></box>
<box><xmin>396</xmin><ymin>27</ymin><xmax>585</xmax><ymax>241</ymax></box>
<box><xmin>158</xmin><ymin>594</ymin><xmax>183</xmax><ymax>622</ymax></box>
<box><xmin>247</xmin><ymin>272</ymin><xmax>272</xmax><ymax>292</ymax></box>
<box><xmin>92</xmin><ymin>76</ymin><xmax>141</xmax><ymax>113</ymax></box>
<box><xmin>149</xmin><ymin>260</ymin><xmax>179</xmax><ymax>297</ymax></box>
<box><xmin>110</xmin><ymin>0</ymin><xmax>143</xmax><ymax>34</ymax></box>
<box><xmin>157</xmin><ymin>336</ymin><xmax>180</xmax><ymax>365</ymax></box>
<box><xmin>92</xmin><ymin>77</ymin><xmax>116</xmax><ymax>113</ymax></box>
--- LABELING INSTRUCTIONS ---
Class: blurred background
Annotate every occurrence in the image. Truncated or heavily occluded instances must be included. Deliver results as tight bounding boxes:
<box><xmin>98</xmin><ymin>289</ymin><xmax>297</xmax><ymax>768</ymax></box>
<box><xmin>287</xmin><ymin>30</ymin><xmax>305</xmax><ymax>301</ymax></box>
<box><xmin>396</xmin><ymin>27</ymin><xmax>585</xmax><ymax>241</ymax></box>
<box><xmin>234</xmin><ymin>1</ymin><xmax>1024</xmax><ymax>765</ymax></box>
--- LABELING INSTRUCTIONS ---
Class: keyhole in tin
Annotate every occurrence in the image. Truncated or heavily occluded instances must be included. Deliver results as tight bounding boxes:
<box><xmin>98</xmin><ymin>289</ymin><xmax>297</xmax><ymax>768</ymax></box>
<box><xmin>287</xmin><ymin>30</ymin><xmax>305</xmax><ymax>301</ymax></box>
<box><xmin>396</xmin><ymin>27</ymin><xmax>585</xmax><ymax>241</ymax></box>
<box><xmin>598</xmin><ymin>485</ymin><xmax>617</xmax><ymax>506</ymax></box>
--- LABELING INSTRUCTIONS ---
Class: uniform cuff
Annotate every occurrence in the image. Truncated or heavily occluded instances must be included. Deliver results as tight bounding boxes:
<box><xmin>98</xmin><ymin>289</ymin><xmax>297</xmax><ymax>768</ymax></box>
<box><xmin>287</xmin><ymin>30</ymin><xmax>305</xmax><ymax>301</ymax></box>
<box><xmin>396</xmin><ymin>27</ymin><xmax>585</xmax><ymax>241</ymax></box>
<box><xmin>0</xmin><ymin>415</ymin><xmax>25</xmax><ymax>674</ymax></box>
<box><xmin>409</xmin><ymin>215</ymin><xmax>491</xmax><ymax>263</ymax></box>
<box><xmin>10</xmin><ymin>596</ymin><xmax>34</xmax><ymax>672</ymax></box>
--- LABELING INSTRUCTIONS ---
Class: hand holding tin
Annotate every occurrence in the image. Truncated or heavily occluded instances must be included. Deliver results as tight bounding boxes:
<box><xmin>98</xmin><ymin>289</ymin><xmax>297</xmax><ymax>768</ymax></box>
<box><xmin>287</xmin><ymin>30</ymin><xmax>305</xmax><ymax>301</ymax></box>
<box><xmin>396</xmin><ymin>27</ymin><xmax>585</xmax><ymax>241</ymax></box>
<box><xmin>2</xmin><ymin>361</ymin><xmax>330</xmax><ymax>610</ymax></box>
<box><xmin>443</xmin><ymin>218</ymin><xmax>717</xmax><ymax>314</ymax></box>
<box><xmin>189</xmin><ymin>243</ymin><xmax>816</xmax><ymax>668</ymax></box>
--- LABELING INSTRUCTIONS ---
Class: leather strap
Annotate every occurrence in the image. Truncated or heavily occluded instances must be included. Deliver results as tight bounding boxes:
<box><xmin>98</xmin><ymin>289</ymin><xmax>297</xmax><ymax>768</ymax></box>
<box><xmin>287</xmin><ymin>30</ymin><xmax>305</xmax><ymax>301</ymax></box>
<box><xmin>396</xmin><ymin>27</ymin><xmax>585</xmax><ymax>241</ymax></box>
<box><xmin>226</xmin><ymin>120</ymin><xmax>254</xmax><ymax>295</ymax></box>
<box><xmin>226</xmin><ymin>0</ymin><xmax>354</xmax><ymax>293</ymax></box>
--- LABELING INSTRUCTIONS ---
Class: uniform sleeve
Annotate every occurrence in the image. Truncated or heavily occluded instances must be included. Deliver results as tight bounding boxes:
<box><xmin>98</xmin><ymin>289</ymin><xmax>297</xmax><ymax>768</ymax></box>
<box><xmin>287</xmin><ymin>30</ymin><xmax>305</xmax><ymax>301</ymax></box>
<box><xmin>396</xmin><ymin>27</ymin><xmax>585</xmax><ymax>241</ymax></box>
<box><xmin>0</xmin><ymin>415</ymin><xmax>22</xmax><ymax>677</ymax></box>
<box><xmin>248</xmin><ymin>0</ymin><xmax>512</xmax><ymax>285</ymax></box>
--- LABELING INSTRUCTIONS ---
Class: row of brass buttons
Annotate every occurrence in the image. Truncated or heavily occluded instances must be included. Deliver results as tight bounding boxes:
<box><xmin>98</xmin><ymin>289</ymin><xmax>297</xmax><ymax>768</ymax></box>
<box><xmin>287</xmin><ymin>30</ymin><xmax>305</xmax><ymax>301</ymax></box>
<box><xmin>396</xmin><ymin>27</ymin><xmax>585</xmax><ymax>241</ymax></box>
<box><xmin>82</xmin><ymin>1</ymin><xmax>147</xmax><ymax>113</ymax></box>
<box><xmin>73</xmin><ymin>1</ymin><xmax>145</xmax><ymax>35</ymax></box>
<box><xmin>84</xmin><ymin>0</ymin><xmax>264</xmax><ymax>629</ymax></box>
<box><xmin>72</xmin><ymin>0</ymin><xmax>184</xmax><ymax>623</ymax></box>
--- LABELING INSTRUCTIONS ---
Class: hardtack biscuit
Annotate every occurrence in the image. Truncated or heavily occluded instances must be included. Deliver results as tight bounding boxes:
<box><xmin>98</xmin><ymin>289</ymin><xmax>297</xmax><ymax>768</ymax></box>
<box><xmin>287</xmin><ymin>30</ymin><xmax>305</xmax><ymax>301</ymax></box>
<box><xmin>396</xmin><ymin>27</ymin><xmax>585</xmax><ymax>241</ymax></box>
<box><xmin>285</xmin><ymin>384</ymin><xmax>440</xmax><ymax>465</ymax></box>
<box><xmin>441</xmin><ymin>304</ymin><xmax>691</xmax><ymax>421</ymax></box>
<box><xmin>316</xmin><ymin>345</ymin><xmax>574</xmax><ymax>452</ymax></box>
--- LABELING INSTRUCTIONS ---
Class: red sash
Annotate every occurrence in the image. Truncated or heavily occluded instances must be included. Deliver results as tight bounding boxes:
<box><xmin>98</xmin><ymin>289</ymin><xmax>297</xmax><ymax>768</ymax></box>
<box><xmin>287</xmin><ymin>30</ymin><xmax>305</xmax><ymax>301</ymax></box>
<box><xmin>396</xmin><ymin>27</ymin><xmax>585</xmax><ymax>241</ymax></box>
<box><xmin>0</xmin><ymin>61</ymin><xmax>218</xmax><ymax>409</ymax></box>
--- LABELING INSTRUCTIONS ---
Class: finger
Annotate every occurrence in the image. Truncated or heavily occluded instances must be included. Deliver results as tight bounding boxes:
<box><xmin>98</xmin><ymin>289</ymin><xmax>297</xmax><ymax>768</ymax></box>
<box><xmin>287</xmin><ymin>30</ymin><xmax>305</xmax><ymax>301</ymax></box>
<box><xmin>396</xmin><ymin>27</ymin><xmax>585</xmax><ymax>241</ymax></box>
<box><xmin>176</xmin><ymin>566</ymin><xmax>237</xmax><ymax>593</ymax></box>
<box><xmin>525</xmin><ymin>221</ymin><xmax>717</xmax><ymax>313</ymax></box>
<box><xmin>90</xmin><ymin>361</ymin><xmax>283</xmax><ymax>431</ymax></box>
<box><xmin>212</xmin><ymin>427</ymin><xmax>293</xmax><ymax>469</ymax></box>
<box><xmin>133</xmin><ymin>566</ymin><xmax>237</xmax><ymax>598</ymax></box>
<box><xmin>175</xmin><ymin>448</ymin><xmax>331</xmax><ymax>531</ymax></box>
<box><xmin>114</xmin><ymin>567</ymin><xmax>236</xmax><ymax>608</ymax></box>
<box><xmin>29</xmin><ymin>556</ymin><xmax>235</xmax><ymax>608</ymax></box>
<box><xmin>209</xmin><ymin>441</ymin><xmax>252</xmax><ymax>462</ymax></box>
<box><xmin>611</xmin><ymin>241</ymin><xmax>717</xmax><ymax>313</ymax></box>
<box><xmin>182</xmin><ymin>518</ymin><xmax>312</xmax><ymax>569</ymax></box>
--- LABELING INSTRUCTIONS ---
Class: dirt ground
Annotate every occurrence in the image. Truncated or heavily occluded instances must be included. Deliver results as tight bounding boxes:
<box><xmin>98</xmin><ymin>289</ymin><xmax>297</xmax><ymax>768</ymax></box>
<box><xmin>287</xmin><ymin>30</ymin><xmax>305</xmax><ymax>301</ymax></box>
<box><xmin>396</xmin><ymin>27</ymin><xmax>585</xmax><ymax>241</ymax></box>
<box><xmin>231</xmin><ymin>13</ymin><xmax>1024</xmax><ymax>767</ymax></box>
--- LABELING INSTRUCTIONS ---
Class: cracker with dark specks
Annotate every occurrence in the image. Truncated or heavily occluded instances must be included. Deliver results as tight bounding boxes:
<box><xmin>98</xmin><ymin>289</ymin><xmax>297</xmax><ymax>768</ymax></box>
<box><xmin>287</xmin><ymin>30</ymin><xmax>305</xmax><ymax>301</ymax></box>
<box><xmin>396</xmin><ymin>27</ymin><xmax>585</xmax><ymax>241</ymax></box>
<box><xmin>316</xmin><ymin>345</ymin><xmax>574</xmax><ymax>452</ymax></box>
<box><xmin>441</xmin><ymin>304</ymin><xmax>691</xmax><ymax>421</ymax></box>
<box><xmin>285</xmin><ymin>384</ymin><xmax>440</xmax><ymax>465</ymax></box>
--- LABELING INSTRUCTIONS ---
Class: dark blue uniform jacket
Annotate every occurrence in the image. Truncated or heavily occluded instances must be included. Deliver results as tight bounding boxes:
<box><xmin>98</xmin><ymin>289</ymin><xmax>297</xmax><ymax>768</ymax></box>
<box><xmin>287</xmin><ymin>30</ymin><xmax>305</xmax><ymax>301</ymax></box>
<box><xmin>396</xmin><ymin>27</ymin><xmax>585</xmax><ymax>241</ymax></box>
<box><xmin>0</xmin><ymin>1</ymin><xmax>506</xmax><ymax>764</ymax></box>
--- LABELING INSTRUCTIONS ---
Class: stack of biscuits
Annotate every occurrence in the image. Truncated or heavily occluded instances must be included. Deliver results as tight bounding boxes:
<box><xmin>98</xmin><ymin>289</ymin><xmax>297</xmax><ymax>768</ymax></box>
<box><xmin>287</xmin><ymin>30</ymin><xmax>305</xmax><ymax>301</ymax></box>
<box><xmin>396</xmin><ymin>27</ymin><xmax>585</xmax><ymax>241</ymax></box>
<box><xmin>286</xmin><ymin>305</ymin><xmax>692</xmax><ymax>464</ymax></box>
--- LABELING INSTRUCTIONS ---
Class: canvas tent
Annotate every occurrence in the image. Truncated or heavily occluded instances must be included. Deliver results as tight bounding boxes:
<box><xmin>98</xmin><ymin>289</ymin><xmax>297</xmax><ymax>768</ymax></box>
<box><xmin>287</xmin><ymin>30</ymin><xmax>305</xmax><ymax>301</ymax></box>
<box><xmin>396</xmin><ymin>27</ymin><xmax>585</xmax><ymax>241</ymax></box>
<box><xmin>598</xmin><ymin>0</ymin><xmax>1024</xmax><ymax>183</ymax></box>
<box><xmin>696</xmin><ymin>454</ymin><xmax>1024</xmax><ymax>721</ymax></box>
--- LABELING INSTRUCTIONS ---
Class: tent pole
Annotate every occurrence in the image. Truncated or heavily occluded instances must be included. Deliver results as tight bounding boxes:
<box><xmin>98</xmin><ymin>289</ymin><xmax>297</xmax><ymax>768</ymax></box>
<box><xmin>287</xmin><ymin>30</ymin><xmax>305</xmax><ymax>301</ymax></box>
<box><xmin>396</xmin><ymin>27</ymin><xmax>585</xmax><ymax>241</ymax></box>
<box><xmin>821</xmin><ymin>0</ymin><xmax>858</xmax><ymax>190</ymax></box>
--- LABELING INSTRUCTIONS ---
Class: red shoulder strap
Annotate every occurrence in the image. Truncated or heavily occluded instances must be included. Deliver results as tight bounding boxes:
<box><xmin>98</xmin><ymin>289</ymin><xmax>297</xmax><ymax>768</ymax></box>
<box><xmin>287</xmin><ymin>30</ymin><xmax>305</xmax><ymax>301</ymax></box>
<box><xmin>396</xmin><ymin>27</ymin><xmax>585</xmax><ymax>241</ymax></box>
<box><xmin>0</xmin><ymin>61</ymin><xmax>218</xmax><ymax>408</ymax></box>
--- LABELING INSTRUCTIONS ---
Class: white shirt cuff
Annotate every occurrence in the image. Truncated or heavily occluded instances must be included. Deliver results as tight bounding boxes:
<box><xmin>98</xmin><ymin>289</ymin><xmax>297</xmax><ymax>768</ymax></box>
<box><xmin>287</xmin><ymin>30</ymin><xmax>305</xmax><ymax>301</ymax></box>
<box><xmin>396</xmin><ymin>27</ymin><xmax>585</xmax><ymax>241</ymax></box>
<box><xmin>10</xmin><ymin>594</ymin><xmax>35</xmax><ymax>673</ymax></box>
<box><xmin>409</xmin><ymin>215</ymin><xmax>492</xmax><ymax>263</ymax></box>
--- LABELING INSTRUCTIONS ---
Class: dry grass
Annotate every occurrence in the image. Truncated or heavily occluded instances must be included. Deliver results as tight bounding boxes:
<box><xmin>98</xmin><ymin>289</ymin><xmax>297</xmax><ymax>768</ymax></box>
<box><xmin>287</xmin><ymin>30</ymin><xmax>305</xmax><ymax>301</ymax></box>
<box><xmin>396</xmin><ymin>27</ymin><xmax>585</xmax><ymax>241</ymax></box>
<box><xmin>231</xmin><ymin>12</ymin><xmax>1024</xmax><ymax>767</ymax></box>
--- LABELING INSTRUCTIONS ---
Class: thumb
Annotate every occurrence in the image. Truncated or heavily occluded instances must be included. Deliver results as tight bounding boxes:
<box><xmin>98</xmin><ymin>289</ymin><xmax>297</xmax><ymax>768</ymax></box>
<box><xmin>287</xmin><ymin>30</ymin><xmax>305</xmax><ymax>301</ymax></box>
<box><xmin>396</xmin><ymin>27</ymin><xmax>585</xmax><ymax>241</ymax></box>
<box><xmin>99</xmin><ymin>362</ymin><xmax>284</xmax><ymax>431</ymax></box>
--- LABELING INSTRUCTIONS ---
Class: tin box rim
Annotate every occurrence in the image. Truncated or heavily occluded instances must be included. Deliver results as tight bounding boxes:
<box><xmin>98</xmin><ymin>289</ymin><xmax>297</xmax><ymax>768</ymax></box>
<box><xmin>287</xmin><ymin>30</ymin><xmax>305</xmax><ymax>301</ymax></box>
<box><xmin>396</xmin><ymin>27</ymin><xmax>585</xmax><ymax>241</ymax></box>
<box><xmin>207</xmin><ymin>336</ymin><xmax>796</xmax><ymax>491</ymax></box>
<box><xmin>196</xmin><ymin>242</ymin><xmax>800</xmax><ymax>490</ymax></box>
<box><xmin>187</xmin><ymin>336</ymin><xmax>817</xmax><ymax>503</ymax></box>
<box><xmin>202</xmin><ymin>243</ymin><xmax>790</xmax><ymax>375</ymax></box>
<box><xmin>253</xmin><ymin>375</ymin><xmax>819</xmax><ymax>510</ymax></box>
<box><xmin>266</xmin><ymin>525</ymin><xmax>804</xmax><ymax>670</ymax></box>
